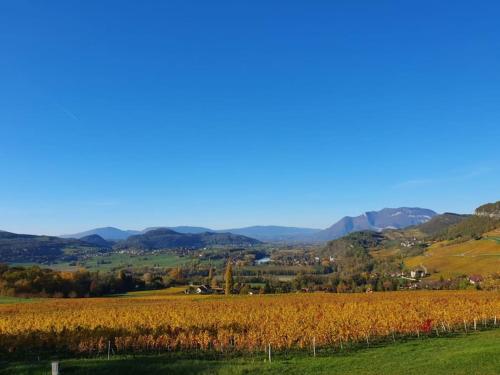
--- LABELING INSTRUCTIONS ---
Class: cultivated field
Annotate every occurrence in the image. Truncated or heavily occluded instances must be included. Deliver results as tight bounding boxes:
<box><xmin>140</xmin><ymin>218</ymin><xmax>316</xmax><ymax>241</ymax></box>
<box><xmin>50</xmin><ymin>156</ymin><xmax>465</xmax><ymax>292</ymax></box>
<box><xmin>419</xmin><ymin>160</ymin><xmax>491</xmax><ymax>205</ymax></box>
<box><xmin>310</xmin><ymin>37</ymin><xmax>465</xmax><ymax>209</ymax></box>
<box><xmin>406</xmin><ymin>229</ymin><xmax>500</xmax><ymax>278</ymax></box>
<box><xmin>0</xmin><ymin>291</ymin><xmax>499</xmax><ymax>357</ymax></box>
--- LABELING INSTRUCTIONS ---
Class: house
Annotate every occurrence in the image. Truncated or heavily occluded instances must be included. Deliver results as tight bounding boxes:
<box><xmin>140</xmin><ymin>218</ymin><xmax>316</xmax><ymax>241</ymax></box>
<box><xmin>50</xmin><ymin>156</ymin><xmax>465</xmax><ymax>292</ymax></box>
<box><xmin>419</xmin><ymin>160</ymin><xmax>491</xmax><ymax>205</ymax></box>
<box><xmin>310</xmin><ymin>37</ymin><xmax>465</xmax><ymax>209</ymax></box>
<box><xmin>410</xmin><ymin>270</ymin><xmax>425</xmax><ymax>278</ymax></box>
<box><xmin>184</xmin><ymin>284</ymin><xmax>210</xmax><ymax>294</ymax></box>
<box><xmin>469</xmin><ymin>275</ymin><xmax>484</xmax><ymax>285</ymax></box>
<box><xmin>184</xmin><ymin>285</ymin><xmax>225</xmax><ymax>295</ymax></box>
<box><xmin>195</xmin><ymin>285</ymin><xmax>211</xmax><ymax>294</ymax></box>
<box><xmin>410</xmin><ymin>266</ymin><xmax>428</xmax><ymax>279</ymax></box>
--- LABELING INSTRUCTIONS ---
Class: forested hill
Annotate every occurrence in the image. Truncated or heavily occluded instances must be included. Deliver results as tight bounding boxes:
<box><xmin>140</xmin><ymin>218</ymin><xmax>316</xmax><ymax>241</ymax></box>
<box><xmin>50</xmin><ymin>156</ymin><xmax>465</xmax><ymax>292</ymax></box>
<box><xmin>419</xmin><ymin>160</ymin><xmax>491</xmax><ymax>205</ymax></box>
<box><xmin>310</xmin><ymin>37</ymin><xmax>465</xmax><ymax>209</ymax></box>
<box><xmin>113</xmin><ymin>228</ymin><xmax>261</xmax><ymax>250</ymax></box>
<box><xmin>0</xmin><ymin>231</ymin><xmax>98</xmax><ymax>263</ymax></box>
<box><xmin>408</xmin><ymin>213</ymin><xmax>469</xmax><ymax>236</ymax></box>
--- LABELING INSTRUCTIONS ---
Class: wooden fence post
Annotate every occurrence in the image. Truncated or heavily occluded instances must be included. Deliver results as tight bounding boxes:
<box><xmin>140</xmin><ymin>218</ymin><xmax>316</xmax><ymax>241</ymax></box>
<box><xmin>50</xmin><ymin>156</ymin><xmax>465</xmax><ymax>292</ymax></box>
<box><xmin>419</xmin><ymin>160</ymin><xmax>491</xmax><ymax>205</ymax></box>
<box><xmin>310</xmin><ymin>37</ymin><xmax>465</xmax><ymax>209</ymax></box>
<box><xmin>51</xmin><ymin>361</ymin><xmax>59</xmax><ymax>375</ymax></box>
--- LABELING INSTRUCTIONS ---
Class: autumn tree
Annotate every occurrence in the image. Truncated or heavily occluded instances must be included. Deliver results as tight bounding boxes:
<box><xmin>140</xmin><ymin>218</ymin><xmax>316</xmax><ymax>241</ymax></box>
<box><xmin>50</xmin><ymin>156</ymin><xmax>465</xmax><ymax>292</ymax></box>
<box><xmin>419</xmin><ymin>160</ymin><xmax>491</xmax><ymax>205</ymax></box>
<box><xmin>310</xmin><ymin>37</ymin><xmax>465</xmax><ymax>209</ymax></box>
<box><xmin>209</xmin><ymin>268</ymin><xmax>218</xmax><ymax>288</ymax></box>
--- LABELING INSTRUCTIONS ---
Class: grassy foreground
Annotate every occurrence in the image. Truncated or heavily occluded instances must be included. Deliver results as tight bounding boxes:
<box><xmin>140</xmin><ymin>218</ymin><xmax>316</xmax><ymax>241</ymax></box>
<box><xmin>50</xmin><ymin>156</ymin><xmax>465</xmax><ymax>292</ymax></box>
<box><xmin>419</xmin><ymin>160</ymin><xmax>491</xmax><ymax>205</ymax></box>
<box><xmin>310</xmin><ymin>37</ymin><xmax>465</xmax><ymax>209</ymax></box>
<box><xmin>2</xmin><ymin>329</ymin><xmax>500</xmax><ymax>375</ymax></box>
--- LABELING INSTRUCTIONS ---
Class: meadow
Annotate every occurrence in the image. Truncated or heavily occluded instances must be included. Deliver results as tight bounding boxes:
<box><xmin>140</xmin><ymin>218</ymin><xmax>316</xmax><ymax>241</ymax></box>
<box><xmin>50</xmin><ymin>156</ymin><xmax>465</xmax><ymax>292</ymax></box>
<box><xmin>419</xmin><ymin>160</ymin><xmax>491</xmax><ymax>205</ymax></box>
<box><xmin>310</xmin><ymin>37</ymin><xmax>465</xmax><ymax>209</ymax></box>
<box><xmin>26</xmin><ymin>252</ymin><xmax>192</xmax><ymax>272</ymax></box>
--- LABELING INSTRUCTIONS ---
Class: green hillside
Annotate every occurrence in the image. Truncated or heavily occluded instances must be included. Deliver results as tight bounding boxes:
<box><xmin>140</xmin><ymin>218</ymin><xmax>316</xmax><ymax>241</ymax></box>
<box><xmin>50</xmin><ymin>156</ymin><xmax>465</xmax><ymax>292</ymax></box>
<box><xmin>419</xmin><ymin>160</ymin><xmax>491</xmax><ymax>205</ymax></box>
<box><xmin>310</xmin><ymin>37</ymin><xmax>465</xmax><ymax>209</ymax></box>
<box><xmin>0</xmin><ymin>231</ymin><xmax>101</xmax><ymax>263</ymax></box>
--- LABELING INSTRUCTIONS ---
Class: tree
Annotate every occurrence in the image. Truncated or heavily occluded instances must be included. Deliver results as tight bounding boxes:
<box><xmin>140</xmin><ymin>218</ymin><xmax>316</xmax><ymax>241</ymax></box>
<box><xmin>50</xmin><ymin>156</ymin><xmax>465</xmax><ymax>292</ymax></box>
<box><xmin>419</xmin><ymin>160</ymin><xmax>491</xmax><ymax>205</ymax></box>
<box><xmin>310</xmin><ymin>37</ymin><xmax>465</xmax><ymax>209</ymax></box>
<box><xmin>382</xmin><ymin>280</ymin><xmax>393</xmax><ymax>291</ymax></box>
<box><xmin>168</xmin><ymin>267</ymin><xmax>184</xmax><ymax>284</ymax></box>
<box><xmin>239</xmin><ymin>284</ymin><xmax>251</xmax><ymax>295</ymax></box>
<box><xmin>224</xmin><ymin>261</ymin><xmax>233</xmax><ymax>295</ymax></box>
<box><xmin>337</xmin><ymin>281</ymin><xmax>348</xmax><ymax>293</ymax></box>
<box><xmin>207</xmin><ymin>266</ymin><xmax>213</xmax><ymax>284</ymax></box>
<box><xmin>210</xmin><ymin>272</ymin><xmax>218</xmax><ymax>288</ymax></box>
<box><xmin>263</xmin><ymin>281</ymin><xmax>272</xmax><ymax>294</ymax></box>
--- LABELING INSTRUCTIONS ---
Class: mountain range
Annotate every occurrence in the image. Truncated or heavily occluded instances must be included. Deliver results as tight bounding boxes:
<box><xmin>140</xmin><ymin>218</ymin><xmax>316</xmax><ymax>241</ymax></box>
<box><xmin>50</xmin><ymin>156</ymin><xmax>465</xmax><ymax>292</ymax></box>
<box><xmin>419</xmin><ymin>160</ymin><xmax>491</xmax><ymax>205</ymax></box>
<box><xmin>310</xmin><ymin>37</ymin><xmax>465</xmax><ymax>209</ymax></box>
<box><xmin>310</xmin><ymin>207</ymin><xmax>437</xmax><ymax>242</ymax></box>
<box><xmin>61</xmin><ymin>207</ymin><xmax>437</xmax><ymax>243</ymax></box>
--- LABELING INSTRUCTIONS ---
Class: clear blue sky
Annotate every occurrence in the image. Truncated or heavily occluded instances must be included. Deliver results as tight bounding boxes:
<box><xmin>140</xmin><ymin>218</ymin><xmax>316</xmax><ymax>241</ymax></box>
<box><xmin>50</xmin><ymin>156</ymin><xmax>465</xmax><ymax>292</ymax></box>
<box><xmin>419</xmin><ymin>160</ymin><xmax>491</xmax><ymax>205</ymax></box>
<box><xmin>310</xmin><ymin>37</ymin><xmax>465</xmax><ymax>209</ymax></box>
<box><xmin>1</xmin><ymin>1</ymin><xmax>499</xmax><ymax>235</ymax></box>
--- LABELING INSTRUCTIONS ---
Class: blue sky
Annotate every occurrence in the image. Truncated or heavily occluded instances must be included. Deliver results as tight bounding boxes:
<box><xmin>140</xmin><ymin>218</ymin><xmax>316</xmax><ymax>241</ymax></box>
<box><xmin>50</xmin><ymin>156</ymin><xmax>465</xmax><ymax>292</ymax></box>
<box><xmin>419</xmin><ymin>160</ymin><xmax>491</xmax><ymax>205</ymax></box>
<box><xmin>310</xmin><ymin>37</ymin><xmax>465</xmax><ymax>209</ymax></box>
<box><xmin>1</xmin><ymin>1</ymin><xmax>499</xmax><ymax>235</ymax></box>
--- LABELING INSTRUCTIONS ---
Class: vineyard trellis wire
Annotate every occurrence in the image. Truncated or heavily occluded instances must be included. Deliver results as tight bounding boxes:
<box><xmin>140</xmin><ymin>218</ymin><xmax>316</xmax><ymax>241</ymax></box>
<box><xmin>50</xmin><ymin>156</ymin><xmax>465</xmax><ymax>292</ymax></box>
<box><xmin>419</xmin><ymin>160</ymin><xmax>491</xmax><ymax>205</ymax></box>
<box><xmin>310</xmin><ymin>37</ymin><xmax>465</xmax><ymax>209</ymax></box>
<box><xmin>0</xmin><ymin>291</ymin><xmax>498</xmax><ymax>358</ymax></box>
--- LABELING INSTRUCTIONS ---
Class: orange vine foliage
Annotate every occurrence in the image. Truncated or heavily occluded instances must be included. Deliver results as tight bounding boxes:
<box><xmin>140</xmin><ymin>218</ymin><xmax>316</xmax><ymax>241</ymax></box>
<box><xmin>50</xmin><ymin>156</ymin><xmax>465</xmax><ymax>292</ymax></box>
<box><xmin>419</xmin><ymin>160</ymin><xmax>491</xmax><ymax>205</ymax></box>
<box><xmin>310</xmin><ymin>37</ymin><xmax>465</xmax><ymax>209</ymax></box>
<box><xmin>0</xmin><ymin>291</ymin><xmax>498</xmax><ymax>354</ymax></box>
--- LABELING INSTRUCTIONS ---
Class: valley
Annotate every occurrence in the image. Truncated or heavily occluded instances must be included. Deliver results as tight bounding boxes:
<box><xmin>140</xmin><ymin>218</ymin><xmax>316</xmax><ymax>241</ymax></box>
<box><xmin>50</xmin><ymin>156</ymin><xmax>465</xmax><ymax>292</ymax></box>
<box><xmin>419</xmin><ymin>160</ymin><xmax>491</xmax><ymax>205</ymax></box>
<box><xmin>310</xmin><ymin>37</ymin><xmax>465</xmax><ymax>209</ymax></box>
<box><xmin>1</xmin><ymin>201</ymin><xmax>498</xmax><ymax>298</ymax></box>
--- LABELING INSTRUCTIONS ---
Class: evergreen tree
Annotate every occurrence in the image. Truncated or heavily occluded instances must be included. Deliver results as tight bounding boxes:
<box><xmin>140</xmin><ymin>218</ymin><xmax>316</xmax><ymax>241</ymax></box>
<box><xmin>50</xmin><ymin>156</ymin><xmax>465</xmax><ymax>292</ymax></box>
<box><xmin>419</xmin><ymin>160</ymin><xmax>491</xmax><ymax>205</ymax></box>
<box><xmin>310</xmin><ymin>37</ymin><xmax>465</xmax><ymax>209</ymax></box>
<box><xmin>263</xmin><ymin>280</ymin><xmax>272</xmax><ymax>294</ymax></box>
<box><xmin>224</xmin><ymin>261</ymin><xmax>233</xmax><ymax>295</ymax></box>
<box><xmin>207</xmin><ymin>266</ymin><xmax>213</xmax><ymax>285</ymax></box>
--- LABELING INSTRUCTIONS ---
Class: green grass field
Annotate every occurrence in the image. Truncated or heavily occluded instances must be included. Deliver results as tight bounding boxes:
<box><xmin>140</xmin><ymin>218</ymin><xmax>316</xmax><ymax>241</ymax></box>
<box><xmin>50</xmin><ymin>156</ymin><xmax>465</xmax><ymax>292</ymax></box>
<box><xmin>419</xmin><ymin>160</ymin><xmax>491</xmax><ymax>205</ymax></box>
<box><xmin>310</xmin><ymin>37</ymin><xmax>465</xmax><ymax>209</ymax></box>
<box><xmin>14</xmin><ymin>252</ymin><xmax>198</xmax><ymax>272</ymax></box>
<box><xmin>2</xmin><ymin>329</ymin><xmax>499</xmax><ymax>374</ymax></box>
<box><xmin>0</xmin><ymin>296</ymin><xmax>38</xmax><ymax>304</ymax></box>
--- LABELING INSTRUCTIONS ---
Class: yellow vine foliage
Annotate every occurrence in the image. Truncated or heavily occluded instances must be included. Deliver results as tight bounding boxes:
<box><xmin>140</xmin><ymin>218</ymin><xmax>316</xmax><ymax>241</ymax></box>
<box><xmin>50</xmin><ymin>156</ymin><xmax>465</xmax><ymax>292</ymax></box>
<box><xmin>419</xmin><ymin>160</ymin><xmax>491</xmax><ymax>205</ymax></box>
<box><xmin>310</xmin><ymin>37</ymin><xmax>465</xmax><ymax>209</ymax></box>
<box><xmin>0</xmin><ymin>291</ymin><xmax>498</xmax><ymax>354</ymax></box>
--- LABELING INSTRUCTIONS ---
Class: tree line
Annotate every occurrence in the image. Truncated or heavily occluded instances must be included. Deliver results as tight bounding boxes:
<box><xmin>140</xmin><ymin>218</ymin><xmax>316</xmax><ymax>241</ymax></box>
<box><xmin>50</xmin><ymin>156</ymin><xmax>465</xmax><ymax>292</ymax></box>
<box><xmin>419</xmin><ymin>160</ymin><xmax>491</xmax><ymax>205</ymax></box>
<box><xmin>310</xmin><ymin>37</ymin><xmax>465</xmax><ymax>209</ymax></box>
<box><xmin>0</xmin><ymin>264</ymin><xmax>145</xmax><ymax>298</ymax></box>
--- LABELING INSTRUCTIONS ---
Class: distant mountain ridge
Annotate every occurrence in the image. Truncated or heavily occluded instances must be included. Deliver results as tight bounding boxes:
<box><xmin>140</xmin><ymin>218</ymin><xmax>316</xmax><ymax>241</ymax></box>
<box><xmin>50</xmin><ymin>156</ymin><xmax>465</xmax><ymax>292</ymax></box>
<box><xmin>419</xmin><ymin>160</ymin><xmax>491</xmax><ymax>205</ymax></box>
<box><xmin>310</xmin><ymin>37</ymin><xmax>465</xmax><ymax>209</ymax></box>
<box><xmin>114</xmin><ymin>228</ymin><xmax>261</xmax><ymax>250</ymax></box>
<box><xmin>310</xmin><ymin>207</ymin><xmax>437</xmax><ymax>242</ymax></box>
<box><xmin>61</xmin><ymin>227</ymin><xmax>141</xmax><ymax>240</ymax></box>
<box><xmin>61</xmin><ymin>208</ymin><xmax>437</xmax><ymax>243</ymax></box>
<box><xmin>219</xmin><ymin>226</ymin><xmax>321</xmax><ymax>242</ymax></box>
<box><xmin>63</xmin><ymin>225</ymin><xmax>320</xmax><ymax>242</ymax></box>
<box><xmin>142</xmin><ymin>226</ymin><xmax>213</xmax><ymax>234</ymax></box>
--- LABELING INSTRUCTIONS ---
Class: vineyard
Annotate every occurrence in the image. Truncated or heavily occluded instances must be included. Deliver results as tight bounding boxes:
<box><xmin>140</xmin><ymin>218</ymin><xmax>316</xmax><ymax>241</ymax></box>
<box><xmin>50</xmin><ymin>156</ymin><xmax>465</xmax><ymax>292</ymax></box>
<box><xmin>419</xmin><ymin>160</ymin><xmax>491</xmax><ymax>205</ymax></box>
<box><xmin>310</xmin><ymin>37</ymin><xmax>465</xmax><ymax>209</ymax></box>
<box><xmin>0</xmin><ymin>291</ymin><xmax>499</xmax><ymax>357</ymax></box>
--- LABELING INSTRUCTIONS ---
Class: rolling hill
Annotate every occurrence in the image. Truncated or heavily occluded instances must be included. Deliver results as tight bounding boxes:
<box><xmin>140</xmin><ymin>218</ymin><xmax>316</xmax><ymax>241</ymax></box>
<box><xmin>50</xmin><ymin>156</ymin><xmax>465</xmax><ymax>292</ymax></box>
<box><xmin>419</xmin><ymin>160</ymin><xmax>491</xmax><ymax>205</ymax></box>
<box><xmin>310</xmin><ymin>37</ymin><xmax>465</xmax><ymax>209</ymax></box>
<box><xmin>143</xmin><ymin>226</ymin><xmax>213</xmax><ymax>234</ymax></box>
<box><xmin>0</xmin><ymin>231</ymin><xmax>103</xmax><ymax>263</ymax></box>
<box><xmin>403</xmin><ymin>203</ymin><xmax>500</xmax><ymax>278</ymax></box>
<box><xmin>114</xmin><ymin>228</ymin><xmax>261</xmax><ymax>251</ymax></box>
<box><xmin>79</xmin><ymin>234</ymin><xmax>112</xmax><ymax>248</ymax></box>
<box><xmin>405</xmin><ymin>228</ymin><xmax>500</xmax><ymax>279</ymax></box>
